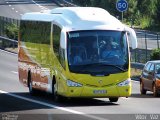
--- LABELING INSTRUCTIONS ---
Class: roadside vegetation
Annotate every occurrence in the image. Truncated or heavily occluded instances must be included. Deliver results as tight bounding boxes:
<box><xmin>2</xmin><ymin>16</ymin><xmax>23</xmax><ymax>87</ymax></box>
<box><xmin>5</xmin><ymin>23</ymin><xmax>18</xmax><ymax>40</ymax></box>
<box><xmin>71</xmin><ymin>0</ymin><xmax>160</xmax><ymax>32</ymax></box>
<box><xmin>150</xmin><ymin>48</ymin><xmax>160</xmax><ymax>60</ymax></box>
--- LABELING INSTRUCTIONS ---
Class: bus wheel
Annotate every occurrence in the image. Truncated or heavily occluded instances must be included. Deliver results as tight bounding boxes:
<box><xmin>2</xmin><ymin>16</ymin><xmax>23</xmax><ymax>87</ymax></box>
<box><xmin>109</xmin><ymin>97</ymin><xmax>119</xmax><ymax>102</ymax></box>
<box><xmin>28</xmin><ymin>72</ymin><xmax>36</xmax><ymax>95</ymax></box>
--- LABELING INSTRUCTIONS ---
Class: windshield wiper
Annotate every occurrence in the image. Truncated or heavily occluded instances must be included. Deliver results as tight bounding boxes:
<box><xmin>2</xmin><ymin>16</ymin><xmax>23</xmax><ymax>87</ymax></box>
<box><xmin>84</xmin><ymin>63</ymin><xmax>127</xmax><ymax>72</ymax></box>
<box><xmin>104</xmin><ymin>64</ymin><xmax>127</xmax><ymax>72</ymax></box>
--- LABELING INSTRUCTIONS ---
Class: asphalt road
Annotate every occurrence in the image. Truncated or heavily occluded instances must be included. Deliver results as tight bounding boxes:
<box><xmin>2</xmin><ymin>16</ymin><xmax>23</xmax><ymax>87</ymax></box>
<box><xmin>0</xmin><ymin>50</ymin><xmax>160</xmax><ymax>120</ymax></box>
<box><xmin>0</xmin><ymin>0</ymin><xmax>58</xmax><ymax>19</ymax></box>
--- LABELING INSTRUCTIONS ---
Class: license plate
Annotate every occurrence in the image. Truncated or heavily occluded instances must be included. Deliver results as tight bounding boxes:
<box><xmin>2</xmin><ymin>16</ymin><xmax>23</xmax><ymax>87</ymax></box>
<box><xmin>93</xmin><ymin>90</ymin><xmax>107</xmax><ymax>94</ymax></box>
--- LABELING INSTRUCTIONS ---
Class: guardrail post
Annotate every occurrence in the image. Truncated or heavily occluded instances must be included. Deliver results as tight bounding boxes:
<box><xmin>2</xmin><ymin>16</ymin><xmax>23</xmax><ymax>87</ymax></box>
<box><xmin>137</xmin><ymin>49</ymin><xmax>141</xmax><ymax>62</ymax></box>
<box><xmin>0</xmin><ymin>16</ymin><xmax>1</xmax><ymax>36</ymax></box>
<box><xmin>12</xmin><ymin>41</ymin><xmax>15</xmax><ymax>49</ymax></box>
<box><xmin>2</xmin><ymin>16</ymin><xmax>4</xmax><ymax>36</ymax></box>
<box><xmin>135</xmin><ymin>49</ymin><xmax>137</xmax><ymax>62</ymax></box>
<box><xmin>145</xmin><ymin>31</ymin><xmax>147</xmax><ymax>62</ymax></box>
<box><xmin>157</xmin><ymin>33</ymin><xmax>159</xmax><ymax>49</ymax></box>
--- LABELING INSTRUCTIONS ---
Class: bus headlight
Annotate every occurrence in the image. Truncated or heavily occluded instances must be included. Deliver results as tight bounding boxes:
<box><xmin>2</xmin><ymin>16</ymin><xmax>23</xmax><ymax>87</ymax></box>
<box><xmin>67</xmin><ymin>80</ymin><xmax>83</xmax><ymax>87</ymax></box>
<box><xmin>117</xmin><ymin>78</ymin><xmax>131</xmax><ymax>87</ymax></box>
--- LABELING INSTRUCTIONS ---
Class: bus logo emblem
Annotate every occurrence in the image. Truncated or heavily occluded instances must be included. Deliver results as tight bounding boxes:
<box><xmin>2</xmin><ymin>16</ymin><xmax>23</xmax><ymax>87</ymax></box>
<box><xmin>98</xmin><ymin>80</ymin><xmax>102</xmax><ymax>84</ymax></box>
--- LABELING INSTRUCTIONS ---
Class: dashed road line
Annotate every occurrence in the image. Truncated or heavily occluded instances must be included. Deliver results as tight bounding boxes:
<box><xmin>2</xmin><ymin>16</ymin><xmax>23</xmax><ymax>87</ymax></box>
<box><xmin>5</xmin><ymin>0</ymin><xmax>49</xmax><ymax>17</ymax></box>
<box><xmin>32</xmin><ymin>0</ymin><xmax>49</xmax><ymax>10</ymax></box>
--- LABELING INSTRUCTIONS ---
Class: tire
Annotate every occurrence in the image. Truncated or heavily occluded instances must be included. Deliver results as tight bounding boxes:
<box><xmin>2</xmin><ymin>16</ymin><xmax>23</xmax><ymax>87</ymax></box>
<box><xmin>109</xmin><ymin>97</ymin><xmax>119</xmax><ymax>102</ymax></box>
<box><xmin>153</xmin><ymin>84</ymin><xmax>158</xmax><ymax>97</ymax></box>
<box><xmin>28</xmin><ymin>72</ymin><xmax>36</xmax><ymax>95</ymax></box>
<box><xmin>140</xmin><ymin>82</ymin><xmax>146</xmax><ymax>95</ymax></box>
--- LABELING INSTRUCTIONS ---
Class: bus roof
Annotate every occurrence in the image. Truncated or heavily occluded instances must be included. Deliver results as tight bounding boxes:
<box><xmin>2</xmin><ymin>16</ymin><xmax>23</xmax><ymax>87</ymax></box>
<box><xmin>21</xmin><ymin>7</ymin><xmax>125</xmax><ymax>31</ymax></box>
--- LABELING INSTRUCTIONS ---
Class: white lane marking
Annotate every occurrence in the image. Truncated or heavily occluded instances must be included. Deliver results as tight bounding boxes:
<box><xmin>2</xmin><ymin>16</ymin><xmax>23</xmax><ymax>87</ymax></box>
<box><xmin>11</xmin><ymin>71</ymin><xmax>18</xmax><ymax>74</ymax></box>
<box><xmin>6</xmin><ymin>0</ymin><xmax>49</xmax><ymax>17</ymax></box>
<box><xmin>32</xmin><ymin>0</ymin><xmax>49</xmax><ymax>10</ymax></box>
<box><xmin>0</xmin><ymin>90</ymin><xmax>108</xmax><ymax>120</ymax></box>
<box><xmin>5</xmin><ymin>0</ymin><xmax>22</xmax><ymax>16</ymax></box>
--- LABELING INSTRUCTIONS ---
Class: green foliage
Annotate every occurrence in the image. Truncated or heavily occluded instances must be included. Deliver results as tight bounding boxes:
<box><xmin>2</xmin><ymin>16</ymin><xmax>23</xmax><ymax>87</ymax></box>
<box><xmin>139</xmin><ymin>16</ymin><xmax>152</xmax><ymax>29</ymax></box>
<box><xmin>150</xmin><ymin>49</ymin><xmax>160</xmax><ymax>60</ymax></box>
<box><xmin>91</xmin><ymin>0</ymin><xmax>118</xmax><ymax>16</ymax></box>
<box><xmin>156</xmin><ymin>1</ymin><xmax>160</xmax><ymax>25</ymax></box>
<box><xmin>5</xmin><ymin>23</ymin><xmax>18</xmax><ymax>40</ymax></box>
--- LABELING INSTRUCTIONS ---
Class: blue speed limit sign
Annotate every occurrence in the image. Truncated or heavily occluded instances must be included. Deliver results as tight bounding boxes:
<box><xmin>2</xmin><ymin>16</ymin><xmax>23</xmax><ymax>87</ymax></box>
<box><xmin>116</xmin><ymin>0</ymin><xmax>128</xmax><ymax>12</ymax></box>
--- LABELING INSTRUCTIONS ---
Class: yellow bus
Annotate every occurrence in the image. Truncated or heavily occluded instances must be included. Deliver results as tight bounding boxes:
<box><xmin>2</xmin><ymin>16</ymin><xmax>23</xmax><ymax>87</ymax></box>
<box><xmin>18</xmin><ymin>7</ymin><xmax>137</xmax><ymax>102</ymax></box>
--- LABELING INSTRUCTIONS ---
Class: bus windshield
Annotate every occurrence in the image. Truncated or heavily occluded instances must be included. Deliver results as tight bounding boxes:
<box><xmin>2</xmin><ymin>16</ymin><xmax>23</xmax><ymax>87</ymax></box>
<box><xmin>67</xmin><ymin>30</ymin><xmax>129</xmax><ymax>75</ymax></box>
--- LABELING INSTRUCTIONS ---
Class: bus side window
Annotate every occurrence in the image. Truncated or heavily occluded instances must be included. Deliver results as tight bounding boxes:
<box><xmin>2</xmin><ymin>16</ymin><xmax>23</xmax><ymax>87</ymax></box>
<box><xmin>52</xmin><ymin>24</ymin><xmax>65</xmax><ymax>69</ymax></box>
<box><xmin>53</xmin><ymin>24</ymin><xmax>61</xmax><ymax>59</ymax></box>
<box><xmin>59</xmin><ymin>48</ymin><xmax>66</xmax><ymax>69</ymax></box>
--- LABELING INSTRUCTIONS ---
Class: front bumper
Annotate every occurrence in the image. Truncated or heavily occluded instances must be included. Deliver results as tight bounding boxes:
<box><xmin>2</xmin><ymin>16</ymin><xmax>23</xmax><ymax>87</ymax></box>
<box><xmin>62</xmin><ymin>84</ymin><xmax>131</xmax><ymax>98</ymax></box>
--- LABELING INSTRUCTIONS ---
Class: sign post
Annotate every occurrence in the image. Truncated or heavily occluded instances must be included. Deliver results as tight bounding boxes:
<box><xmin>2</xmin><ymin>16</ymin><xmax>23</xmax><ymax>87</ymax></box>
<box><xmin>116</xmin><ymin>0</ymin><xmax>128</xmax><ymax>22</ymax></box>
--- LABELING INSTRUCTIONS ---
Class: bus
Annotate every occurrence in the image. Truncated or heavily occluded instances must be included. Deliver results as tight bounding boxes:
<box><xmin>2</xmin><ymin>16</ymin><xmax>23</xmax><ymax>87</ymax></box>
<box><xmin>18</xmin><ymin>7</ymin><xmax>137</xmax><ymax>102</ymax></box>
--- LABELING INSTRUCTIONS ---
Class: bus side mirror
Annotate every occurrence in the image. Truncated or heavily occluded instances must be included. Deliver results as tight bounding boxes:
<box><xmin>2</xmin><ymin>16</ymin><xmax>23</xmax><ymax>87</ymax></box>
<box><xmin>125</xmin><ymin>26</ymin><xmax>138</xmax><ymax>49</ymax></box>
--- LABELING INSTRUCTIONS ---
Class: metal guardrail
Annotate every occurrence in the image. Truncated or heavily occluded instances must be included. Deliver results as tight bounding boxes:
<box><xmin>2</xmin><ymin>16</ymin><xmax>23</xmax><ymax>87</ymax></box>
<box><xmin>131</xmin><ymin>62</ymin><xmax>145</xmax><ymax>70</ymax></box>
<box><xmin>130</xmin><ymin>29</ymin><xmax>160</xmax><ymax>63</ymax></box>
<box><xmin>0</xmin><ymin>36</ymin><xmax>18</xmax><ymax>43</ymax></box>
<box><xmin>0</xmin><ymin>36</ymin><xmax>18</xmax><ymax>53</ymax></box>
